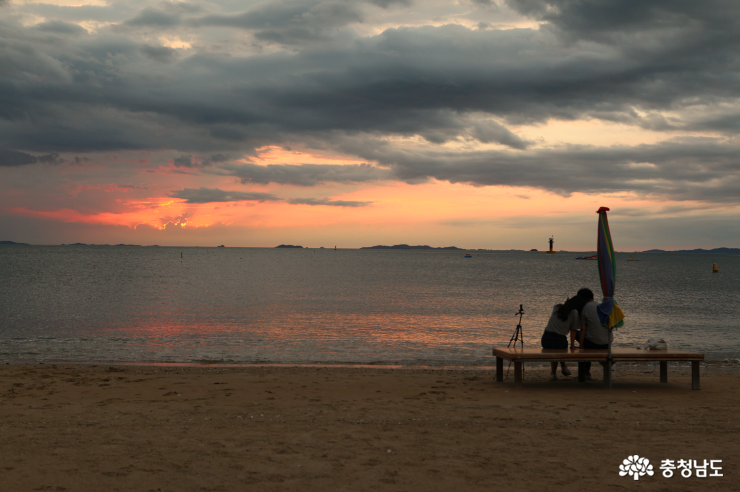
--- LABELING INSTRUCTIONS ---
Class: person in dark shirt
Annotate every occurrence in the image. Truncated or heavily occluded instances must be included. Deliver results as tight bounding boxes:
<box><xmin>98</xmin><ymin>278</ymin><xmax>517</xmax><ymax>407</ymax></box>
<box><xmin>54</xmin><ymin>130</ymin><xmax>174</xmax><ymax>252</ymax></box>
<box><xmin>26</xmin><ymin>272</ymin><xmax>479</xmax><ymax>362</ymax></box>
<box><xmin>540</xmin><ymin>293</ymin><xmax>588</xmax><ymax>381</ymax></box>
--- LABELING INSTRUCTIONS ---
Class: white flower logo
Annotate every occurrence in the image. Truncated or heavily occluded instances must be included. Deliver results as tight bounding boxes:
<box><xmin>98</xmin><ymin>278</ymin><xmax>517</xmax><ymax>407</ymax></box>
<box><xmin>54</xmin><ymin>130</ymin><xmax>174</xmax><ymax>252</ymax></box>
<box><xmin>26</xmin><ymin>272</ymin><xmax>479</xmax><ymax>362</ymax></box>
<box><xmin>619</xmin><ymin>455</ymin><xmax>654</xmax><ymax>481</ymax></box>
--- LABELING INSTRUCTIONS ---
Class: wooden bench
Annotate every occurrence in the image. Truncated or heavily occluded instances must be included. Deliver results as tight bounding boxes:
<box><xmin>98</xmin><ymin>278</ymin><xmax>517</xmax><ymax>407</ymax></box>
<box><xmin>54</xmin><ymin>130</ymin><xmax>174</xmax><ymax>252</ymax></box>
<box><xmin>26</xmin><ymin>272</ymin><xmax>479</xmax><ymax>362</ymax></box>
<box><xmin>492</xmin><ymin>347</ymin><xmax>704</xmax><ymax>389</ymax></box>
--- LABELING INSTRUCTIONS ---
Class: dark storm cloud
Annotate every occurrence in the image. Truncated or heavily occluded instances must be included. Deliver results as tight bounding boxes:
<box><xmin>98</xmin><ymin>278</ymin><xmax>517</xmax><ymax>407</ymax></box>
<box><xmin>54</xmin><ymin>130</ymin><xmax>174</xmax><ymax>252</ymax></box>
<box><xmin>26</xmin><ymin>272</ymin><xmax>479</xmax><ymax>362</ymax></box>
<box><xmin>172</xmin><ymin>155</ymin><xmax>195</xmax><ymax>168</ymax></box>
<box><xmin>0</xmin><ymin>149</ymin><xmax>37</xmax><ymax>166</ymax></box>
<box><xmin>34</xmin><ymin>21</ymin><xmax>88</xmax><ymax>35</ymax></box>
<box><xmin>171</xmin><ymin>154</ymin><xmax>228</xmax><ymax>168</ymax></box>
<box><xmin>19</xmin><ymin>2</ymin><xmax>138</xmax><ymax>24</ymax></box>
<box><xmin>506</xmin><ymin>0</ymin><xmax>740</xmax><ymax>39</ymax></box>
<box><xmin>169</xmin><ymin>187</ymin><xmax>370</xmax><ymax>207</ymax></box>
<box><xmin>287</xmin><ymin>197</ymin><xmax>371</xmax><ymax>207</ymax></box>
<box><xmin>209</xmin><ymin>126</ymin><xmax>247</xmax><ymax>142</ymax></box>
<box><xmin>195</xmin><ymin>135</ymin><xmax>740</xmax><ymax>203</ymax></box>
<box><xmin>368</xmin><ymin>0</ymin><xmax>413</xmax><ymax>8</ymax></box>
<box><xmin>4</xmin><ymin>12</ymin><xmax>738</xmax><ymax>146</ymax></box>
<box><xmin>190</xmin><ymin>0</ymin><xmax>364</xmax><ymax>44</ymax></box>
<box><xmin>347</xmin><ymin>137</ymin><xmax>740</xmax><ymax>202</ymax></box>
<box><xmin>0</xmin><ymin>149</ymin><xmax>83</xmax><ymax>166</ymax></box>
<box><xmin>219</xmin><ymin>163</ymin><xmax>391</xmax><ymax>186</ymax></box>
<box><xmin>2</xmin><ymin>0</ymin><xmax>740</xmax><ymax>203</ymax></box>
<box><xmin>169</xmin><ymin>187</ymin><xmax>280</xmax><ymax>203</ymax></box>
<box><xmin>140</xmin><ymin>44</ymin><xmax>177</xmax><ymax>62</ymax></box>
<box><xmin>123</xmin><ymin>7</ymin><xmax>181</xmax><ymax>27</ymax></box>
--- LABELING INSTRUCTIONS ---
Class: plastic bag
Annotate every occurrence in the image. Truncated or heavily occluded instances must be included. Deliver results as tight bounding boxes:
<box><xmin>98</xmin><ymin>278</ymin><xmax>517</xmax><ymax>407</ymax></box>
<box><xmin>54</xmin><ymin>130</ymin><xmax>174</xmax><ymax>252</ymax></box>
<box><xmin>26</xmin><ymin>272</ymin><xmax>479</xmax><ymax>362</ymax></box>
<box><xmin>641</xmin><ymin>338</ymin><xmax>668</xmax><ymax>350</ymax></box>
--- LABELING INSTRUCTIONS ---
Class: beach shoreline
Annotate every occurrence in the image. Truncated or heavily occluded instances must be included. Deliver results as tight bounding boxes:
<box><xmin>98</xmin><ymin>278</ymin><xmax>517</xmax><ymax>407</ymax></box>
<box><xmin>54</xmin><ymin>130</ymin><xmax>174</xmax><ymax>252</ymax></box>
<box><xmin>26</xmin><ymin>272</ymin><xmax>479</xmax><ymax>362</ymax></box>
<box><xmin>5</xmin><ymin>359</ymin><xmax>740</xmax><ymax>372</ymax></box>
<box><xmin>1</xmin><ymin>364</ymin><xmax>738</xmax><ymax>491</ymax></box>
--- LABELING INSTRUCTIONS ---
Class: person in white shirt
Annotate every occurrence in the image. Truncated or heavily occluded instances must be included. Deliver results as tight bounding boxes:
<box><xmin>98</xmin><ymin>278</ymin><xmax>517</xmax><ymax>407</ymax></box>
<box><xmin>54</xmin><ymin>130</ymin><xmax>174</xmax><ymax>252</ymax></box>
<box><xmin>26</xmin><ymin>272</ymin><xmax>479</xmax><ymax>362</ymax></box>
<box><xmin>576</xmin><ymin>288</ymin><xmax>614</xmax><ymax>380</ymax></box>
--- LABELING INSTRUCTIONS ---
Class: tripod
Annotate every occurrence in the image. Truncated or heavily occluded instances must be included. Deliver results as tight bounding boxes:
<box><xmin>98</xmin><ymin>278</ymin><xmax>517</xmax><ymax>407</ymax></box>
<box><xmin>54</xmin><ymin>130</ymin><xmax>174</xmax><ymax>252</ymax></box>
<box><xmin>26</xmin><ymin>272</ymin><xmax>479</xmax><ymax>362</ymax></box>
<box><xmin>508</xmin><ymin>304</ymin><xmax>525</xmax><ymax>349</ymax></box>
<box><xmin>505</xmin><ymin>304</ymin><xmax>525</xmax><ymax>379</ymax></box>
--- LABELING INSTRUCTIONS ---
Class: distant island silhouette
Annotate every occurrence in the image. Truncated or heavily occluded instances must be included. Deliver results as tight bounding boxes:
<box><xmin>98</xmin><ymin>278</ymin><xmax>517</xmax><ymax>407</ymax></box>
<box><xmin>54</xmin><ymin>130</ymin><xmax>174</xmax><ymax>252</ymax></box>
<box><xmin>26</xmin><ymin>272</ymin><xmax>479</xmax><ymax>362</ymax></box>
<box><xmin>3</xmin><ymin>240</ymin><xmax>735</xmax><ymax>253</ymax></box>
<box><xmin>641</xmin><ymin>247</ymin><xmax>740</xmax><ymax>254</ymax></box>
<box><xmin>361</xmin><ymin>244</ymin><xmax>463</xmax><ymax>250</ymax></box>
<box><xmin>60</xmin><ymin>243</ymin><xmax>144</xmax><ymax>246</ymax></box>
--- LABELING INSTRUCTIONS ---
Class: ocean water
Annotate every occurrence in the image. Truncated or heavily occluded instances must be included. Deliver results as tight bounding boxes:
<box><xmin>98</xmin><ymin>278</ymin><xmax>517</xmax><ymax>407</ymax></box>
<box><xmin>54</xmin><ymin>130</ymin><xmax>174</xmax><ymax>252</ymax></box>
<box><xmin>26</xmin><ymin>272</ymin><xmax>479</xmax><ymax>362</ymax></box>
<box><xmin>0</xmin><ymin>246</ymin><xmax>738</xmax><ymax>365</ymax></box>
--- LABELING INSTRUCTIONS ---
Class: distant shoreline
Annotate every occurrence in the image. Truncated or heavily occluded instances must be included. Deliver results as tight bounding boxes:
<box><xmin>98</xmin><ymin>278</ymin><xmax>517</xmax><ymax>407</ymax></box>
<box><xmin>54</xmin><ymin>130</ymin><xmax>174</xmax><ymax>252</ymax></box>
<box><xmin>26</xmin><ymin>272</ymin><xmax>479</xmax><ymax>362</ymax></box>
<box><xmin>638</xmin><ymin>247</ymin><xmax>740</xmax><ymax>254</ymax></box>
<box><xmin>1</xmin><ymin>241</ymin><xmax>738</xmax><ymax>254</ymax></box>
<box><xmin>361</xmin><ymin>244</ymin><xmax>463</xmax><ymax>250</ymax></box>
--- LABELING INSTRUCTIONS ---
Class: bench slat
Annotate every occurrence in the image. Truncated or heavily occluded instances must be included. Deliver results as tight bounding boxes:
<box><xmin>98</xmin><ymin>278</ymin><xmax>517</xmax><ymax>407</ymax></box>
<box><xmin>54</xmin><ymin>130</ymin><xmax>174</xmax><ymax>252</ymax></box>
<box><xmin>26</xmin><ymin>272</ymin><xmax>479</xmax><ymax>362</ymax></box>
<box><xmin>492</xmin><ymin>347</ymin><xmax>704</xmax><ymax>361</ymax></box>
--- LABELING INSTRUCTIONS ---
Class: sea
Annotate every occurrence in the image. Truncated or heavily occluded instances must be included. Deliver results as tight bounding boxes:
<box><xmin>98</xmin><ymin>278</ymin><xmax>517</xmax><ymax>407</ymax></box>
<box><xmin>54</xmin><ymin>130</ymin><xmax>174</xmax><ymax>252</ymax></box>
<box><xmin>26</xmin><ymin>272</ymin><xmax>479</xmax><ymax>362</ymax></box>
<box><xmin>1</xmin><ymin>246</ymin><xmax>738</xmax><ymax>366</ymax></box>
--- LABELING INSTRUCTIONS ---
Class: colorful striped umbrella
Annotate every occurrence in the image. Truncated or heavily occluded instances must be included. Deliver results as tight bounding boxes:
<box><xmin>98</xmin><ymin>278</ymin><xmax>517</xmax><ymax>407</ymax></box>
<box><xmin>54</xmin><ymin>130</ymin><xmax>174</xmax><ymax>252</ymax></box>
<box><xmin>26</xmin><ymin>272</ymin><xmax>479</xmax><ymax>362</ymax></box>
<box><xmin>596</xmin><ymin>207</ymin><xmax>624</xmax><ymax>388</ymax></box>
<box><xmin>596</xmin><ymin>207</ymin><xmax>625</xmax><ymax>330</ymax></box>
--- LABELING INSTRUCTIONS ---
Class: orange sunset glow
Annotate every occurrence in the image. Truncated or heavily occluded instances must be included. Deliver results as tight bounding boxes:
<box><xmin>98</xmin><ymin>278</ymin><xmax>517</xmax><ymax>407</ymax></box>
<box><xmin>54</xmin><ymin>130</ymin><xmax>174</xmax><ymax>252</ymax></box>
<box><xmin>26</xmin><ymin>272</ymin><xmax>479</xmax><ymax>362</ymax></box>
<box><xmin>0</xmin><ymin>0</ymin><xmax>737</xmax><ymax>250</ymax></box>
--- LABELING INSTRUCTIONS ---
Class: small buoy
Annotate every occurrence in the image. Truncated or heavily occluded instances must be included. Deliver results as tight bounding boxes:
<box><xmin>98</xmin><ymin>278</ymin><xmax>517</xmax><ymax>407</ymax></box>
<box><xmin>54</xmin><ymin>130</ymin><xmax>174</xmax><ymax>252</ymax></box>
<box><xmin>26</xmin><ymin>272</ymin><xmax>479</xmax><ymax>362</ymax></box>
<box><xmin>713</xmin><ymin>263</ymin><xmax>719</xmax><ymax>273</ymax></box>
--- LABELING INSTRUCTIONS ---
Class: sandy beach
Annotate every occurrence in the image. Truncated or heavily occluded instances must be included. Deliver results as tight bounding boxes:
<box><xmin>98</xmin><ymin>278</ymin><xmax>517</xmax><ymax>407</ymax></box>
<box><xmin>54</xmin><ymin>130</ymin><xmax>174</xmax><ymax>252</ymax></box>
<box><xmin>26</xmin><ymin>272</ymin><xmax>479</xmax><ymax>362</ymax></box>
<box><xmin>1</xmin><ymin>364</ymin><xmax>737</xmax><ymax>491</ymax></box>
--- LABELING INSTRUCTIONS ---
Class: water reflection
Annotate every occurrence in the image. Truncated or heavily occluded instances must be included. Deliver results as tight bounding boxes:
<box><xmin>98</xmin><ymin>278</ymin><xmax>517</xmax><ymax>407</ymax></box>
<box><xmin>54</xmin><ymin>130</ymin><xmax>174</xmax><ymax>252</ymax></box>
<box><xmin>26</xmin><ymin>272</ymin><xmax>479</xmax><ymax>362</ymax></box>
<box><xmin>0</xmin><ymin>246</ymin><xmax>738</xmax><ymax>363</ymax></box>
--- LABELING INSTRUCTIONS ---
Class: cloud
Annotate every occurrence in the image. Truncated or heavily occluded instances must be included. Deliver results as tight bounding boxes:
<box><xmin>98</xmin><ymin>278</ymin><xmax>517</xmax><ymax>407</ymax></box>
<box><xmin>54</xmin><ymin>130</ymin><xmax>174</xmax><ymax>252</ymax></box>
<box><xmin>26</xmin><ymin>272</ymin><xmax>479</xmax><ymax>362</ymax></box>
<box><xmin>34</xmin><ymin>21</ymin><xmax>88</xmax><ymax>35</ymax></box>
<box><xmin>171</xmin><ymin>154</ymin><xmax>229</xmax><ymax>168</ymax></box>
<box><xmin>1</xmin><ymin>0</ymin><xmax>740</xmax><ymax>208</ymax></box>
<box><xmin>169</xmin><ymin>187</ymin><xmax>371</xmax><ymax>207</ymax></box>
<box><xmin>172</xmin><ymin>155</ymin><xmax>195</xmax><ymax>168</ymax></box>
<box><xmin>17</xmin><ymin>2</ymin><xmax>135</xmax><ymax>25</ymax></box>
<box><xmin>505</xmin><ymin>0</ymin><xmax>740</xmax><ymax>39</ymax></box>
<box><xmin>190</xmin><ymin>0</ymin><xmax>365</xmax><ymax>44</ymax></box>
<box><xmin>0</xmin><ymin>149</ymin><xmax>37</xmax><ymax>166</ymax></box>
<box><xmin>610</xmin><ymin>203</ymin><xmax>730</xmax><ymax>218</ymax></box>
<box><xmin>219</xmin><ymin>163</ymin><xmax>391</xmax><ymax>186</ymax></box>
<box><xmin>4</xmin><ymin>12</ymin><xmax>738</xmax><ymax>151</ymax></box>
<box><xmin>169</xmin><ymin>187</ymin><xmax>281</xmax><ymax>203</ymax></box>
<box><xmin>367</xmin><ymin>0</ymin><xmax>413</xmax><ymax>8</ymax></box>
<box><xmin>287</xmin><ymin>197</ymin><xmax>372</xmax><ymax>207</ymax></box>
<box><xmin>0</xmin><ymin>150</ymin><xmax>82</xmax><ymax>166</ymax></box>
<box><xmin>123</xmin><ymin>8</ymin><xmax>182</xmax><ymax>28</ymax></box>
<box><xmin>140</xmin><ymin>44</ymin><xmax>177</xmax><ymax>62</ymax></box>
<box><xmin>36</xmin><ymin>153</ymin><xmax>65</xmax><ymax>165</ymax></box>
<box><xmin>341</xmin><ymin>136</ymin><xmax>740</xmax><ymax>203</ymax></box>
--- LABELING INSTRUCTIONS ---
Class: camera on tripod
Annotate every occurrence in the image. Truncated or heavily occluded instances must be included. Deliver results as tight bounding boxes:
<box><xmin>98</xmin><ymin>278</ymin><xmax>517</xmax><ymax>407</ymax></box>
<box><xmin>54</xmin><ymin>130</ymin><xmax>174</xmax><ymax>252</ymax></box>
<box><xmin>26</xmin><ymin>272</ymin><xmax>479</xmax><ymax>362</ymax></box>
<box><xmin>508</xmin><ymin>304</ymin><xmax>525</xmax><ymax>349</ymax></box>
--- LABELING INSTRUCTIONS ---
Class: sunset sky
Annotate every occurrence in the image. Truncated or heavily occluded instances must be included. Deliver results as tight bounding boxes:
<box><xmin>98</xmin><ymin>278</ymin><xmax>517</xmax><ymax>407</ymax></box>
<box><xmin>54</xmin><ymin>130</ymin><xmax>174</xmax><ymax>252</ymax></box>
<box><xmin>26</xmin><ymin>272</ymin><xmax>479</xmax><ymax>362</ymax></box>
<box><xmin>1</xmin><ymin>0</ymin><xmax>739</xmax><ymax>250</ymax></box>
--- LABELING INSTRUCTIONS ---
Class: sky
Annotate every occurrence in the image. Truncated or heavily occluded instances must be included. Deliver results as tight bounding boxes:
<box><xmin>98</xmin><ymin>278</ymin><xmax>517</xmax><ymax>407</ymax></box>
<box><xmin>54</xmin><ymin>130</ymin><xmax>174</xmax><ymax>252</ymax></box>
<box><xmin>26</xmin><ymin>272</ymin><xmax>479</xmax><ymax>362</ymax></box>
<box><xmin>1</xmin><ymin>0</ymin><xmax>739</xmax><ymax>250</ymax></box>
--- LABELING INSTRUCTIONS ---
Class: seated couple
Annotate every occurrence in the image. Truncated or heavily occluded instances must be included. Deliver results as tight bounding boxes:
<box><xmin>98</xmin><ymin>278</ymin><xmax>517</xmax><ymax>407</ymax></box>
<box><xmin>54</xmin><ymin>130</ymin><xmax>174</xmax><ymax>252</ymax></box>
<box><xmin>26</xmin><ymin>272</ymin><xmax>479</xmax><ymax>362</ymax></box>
<box><xmin>540</xmin><ymin>288</ymin><xmax>614</xmax><ymax>381</ymax></box>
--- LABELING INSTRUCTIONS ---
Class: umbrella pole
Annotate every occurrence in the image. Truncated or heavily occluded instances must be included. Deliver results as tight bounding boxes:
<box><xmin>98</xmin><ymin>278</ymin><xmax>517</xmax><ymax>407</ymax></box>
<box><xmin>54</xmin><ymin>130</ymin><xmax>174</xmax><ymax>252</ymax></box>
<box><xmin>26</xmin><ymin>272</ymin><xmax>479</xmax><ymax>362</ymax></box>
<box><xmin>605</xmin><ymin>329</ymin><xmax>613</xmax><ymax>389</ymax></box>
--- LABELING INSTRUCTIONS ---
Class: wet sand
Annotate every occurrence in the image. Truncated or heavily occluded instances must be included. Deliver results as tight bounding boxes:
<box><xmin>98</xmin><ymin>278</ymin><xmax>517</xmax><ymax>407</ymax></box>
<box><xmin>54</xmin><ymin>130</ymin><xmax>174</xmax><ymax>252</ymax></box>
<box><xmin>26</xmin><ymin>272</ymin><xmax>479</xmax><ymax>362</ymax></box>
<box><xmin>1</xmin><ymin>364</ymin><xmax>738</xmax><ymax>491</ymax></box>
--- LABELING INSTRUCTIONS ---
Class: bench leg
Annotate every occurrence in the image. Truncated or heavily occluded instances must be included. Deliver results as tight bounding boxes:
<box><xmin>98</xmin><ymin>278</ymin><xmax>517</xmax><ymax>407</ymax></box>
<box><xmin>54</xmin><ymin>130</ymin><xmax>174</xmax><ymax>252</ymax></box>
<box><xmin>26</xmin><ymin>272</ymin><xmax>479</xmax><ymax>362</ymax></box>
<box><xmin>604</xmin><ymin>360</ymin><xmax>612</xmax><ymax>389</ymax></box>
<box><xmin>578</xmin><ymin>362</ymin><xmax>585</xmax><ymax>382</ymax></box>
<box><xmin>496</xmin><ymin>356</ymin><xmax>504</xmax><ymax>382</ymax></box>
<box><xmin>514</xmin><ymin>362</ymin><xmax>522</xmax><ymax>387</ymax></box>
<box><xmin>660</xmin><ymin>361</ymin><xmax>668</xmax><ymax>383</ymax></box>
<box><xmin>692</xmin><ymin>361</ymin><xmax>700</xmax><ymax>390</ymax></box>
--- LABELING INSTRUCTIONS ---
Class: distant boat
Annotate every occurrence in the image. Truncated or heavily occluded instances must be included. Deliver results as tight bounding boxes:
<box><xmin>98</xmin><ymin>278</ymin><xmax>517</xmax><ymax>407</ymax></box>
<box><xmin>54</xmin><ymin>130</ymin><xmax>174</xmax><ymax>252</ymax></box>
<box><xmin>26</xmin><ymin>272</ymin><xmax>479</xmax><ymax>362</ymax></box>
<box><xmin>464</xmin><ymin>253</ymin><xmax>472</xmax><ymax>258</ymax></box>
<box><xmin>576</xmin><ymin>254</ymin><xmax>597</xmax><ymax>260</ymax></box>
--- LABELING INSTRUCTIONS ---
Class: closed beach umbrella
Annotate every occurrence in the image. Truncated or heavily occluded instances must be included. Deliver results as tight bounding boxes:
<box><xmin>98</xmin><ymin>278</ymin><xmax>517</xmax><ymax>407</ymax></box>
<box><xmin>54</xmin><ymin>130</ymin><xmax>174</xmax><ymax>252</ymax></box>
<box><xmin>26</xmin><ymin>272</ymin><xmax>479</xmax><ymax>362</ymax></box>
<box><xmin>596</xmin><ymin>207</ymin><xmax>625</xmax><ymax>388</ymax></box>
